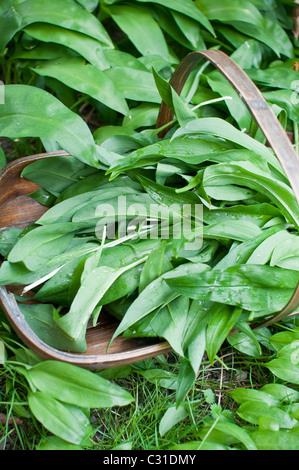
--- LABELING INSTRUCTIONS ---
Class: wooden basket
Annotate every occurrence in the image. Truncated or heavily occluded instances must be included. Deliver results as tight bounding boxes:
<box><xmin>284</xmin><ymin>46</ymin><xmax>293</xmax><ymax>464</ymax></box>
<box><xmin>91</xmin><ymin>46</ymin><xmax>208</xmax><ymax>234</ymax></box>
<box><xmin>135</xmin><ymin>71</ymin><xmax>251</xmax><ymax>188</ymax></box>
<box><xmin>0</xmin><ymin>50</ymin><xmax>298</xmax><ymax>369</ymax></box>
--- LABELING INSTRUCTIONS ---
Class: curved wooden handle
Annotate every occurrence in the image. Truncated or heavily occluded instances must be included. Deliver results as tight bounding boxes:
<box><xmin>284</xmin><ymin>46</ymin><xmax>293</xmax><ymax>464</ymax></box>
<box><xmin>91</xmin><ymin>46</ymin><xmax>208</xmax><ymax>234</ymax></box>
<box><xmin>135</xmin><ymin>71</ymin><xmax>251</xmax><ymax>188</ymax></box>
<box><xmin>157</xmin><ymin>50</ymin><xmax>299</xmax><ymax>329</ymax></box>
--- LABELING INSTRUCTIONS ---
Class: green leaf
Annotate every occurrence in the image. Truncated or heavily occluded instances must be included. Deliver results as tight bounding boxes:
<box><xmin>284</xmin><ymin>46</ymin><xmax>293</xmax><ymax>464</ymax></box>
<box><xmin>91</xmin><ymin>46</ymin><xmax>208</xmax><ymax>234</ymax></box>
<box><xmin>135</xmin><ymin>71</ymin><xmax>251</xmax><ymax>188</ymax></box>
<box><xmin>205</xmin><ymin>71</ymin><xmax>252</xmax><ymax>131</ymax></box>
<box><xmin>227</xmin><ymin>328</ymin><xmax>264</xmax><ymax>357</ymax></box>
<box><xmin>230</xmin><ymin>388</ymin><xmax>280</xmax><ymax>406</ymax></box>
<box><xmin>7</xmin><ymin>223</ymin><xmax>79</xmax><ymax>271</ymax></box>
<box><xmin>108</xmin><ymin>5</ymin><xmax>170</xmax><ymax>61</ymax></box>
<box><xmin>0</xmin><ymin>228</ymin><xmax>24</xmax><ymax>258</ymax></box>
<box><xmin>171</xmin><ymin>11</ymin><xmax>206</xmax><ymax>51</ymax></box>
<box><xmin>247</xmin><ymin>230</ymin><xmax>294</xmax><ymax>266</ymax></box>
<box><xmin>21</xmin><ymin>155</ymin><xmax>98</xmax><ymax>197</ymax></box>
<box><xmin>171</xmin><ymin>117</ymin><xmax>276</xmax><ymax>163</ymax></box>
<box><xmin>0</xmin><ymin>1</ymin><xmax>14</xmax><ymax>13</ymax></box>
<box><xmin>93</xmin><ymin>126</ymin><xmax>135</xmax><ymax>146</ymax></box>
<box><xmin>271</xmin><ymin>235</ymin><xmax>299</xmax><ymax>270</ymax></box>
<box><xmin>111</xmin><ymin>263</ymin><xmax>210</xmax><ymax>343</ymax></box>
<box><xmin>18</xmin><ymin>303</ymin><xmax>87</xmax><ymax>353</ymax></box>
<box><xmin>0</xmin><ymin>7</ymin><xmax>22</xmax><ymax>54</ymax></box>
<box><xmin>152</xmin><ymin>67</ymin><xmax>173</xmax><ymax>110</ymax></box>
<box><xmin>203</xmin><ymin>203</ymin><xmax>281</xmax><ymax>229</ymax></box>
<box><xmin>250</xmin><ymin>430</ymin><xmax>299</xmax><ymax>451</ymax></box>
<box><xmin>166</xmin><ymin>264</ymin><xmax>299</xmax><ymax>314</ymax></box>
<box><xmin>197</xmin><ymin>0</ymin><xmax>293</xmax><ymax>57</ymax></box>
<box><xmin>260</xmin><ymin>384</ymin><xmax>299</xmax><ymax>403</ymax></box>
<box><xmin>108</xmin><ymin>136</ymin><xmax>233</xmax><ymax>178</ymax></box>
<box><xmin>171</xmin><ymin>441</ymin><xmax>229</xmax><ymax>450</ymax></box>
<box><xmin>247</xmin><ymin>65</ymin><xmax>299</xmax><ymax>91</ymax></box>
<box><xmin>135</xmin><ymin>0</ymin><xmax>215</xmax><ymax>36</ymax></box>
<box><xmin>36</xmin><ymin>435</ymin><xmax>84</xmax><ymax>450</ymax></box>
<box><xmin>199</xmin><ymin>415</ymin><xmax>257</xmax><ymax>450</ymax></box>
<box><xmin>152</xmin><ymin>6</ymin><xmax>199</xmax><ymax>52</ymax></box>
<box><xmin>0</xmin><ymin>85</ymin><xmax>99</xmax><ymax>167</ymax></box>
<box><xmin>28</xmin><ymin>390</ymin><xmax>93</xmax><ymax>446</ymax></box>
<box><xmin>139</xmin><ymin>240</ymin><xmax>169</xmax><ymax>293</ymax></box>
<box><xmin>262</xmin><ymin>89</ymin><xmax>299</xmax><ymax>124</ymax></box>
<box><xmin>27</xmin><ymin>360</ymin><xmax>134</xmax><ymax>408</ymax></box>
<box><xmin>206</xmin><ymin>306</ymin><xmax>241</xmax><ymax>363</ymax></box>
<box><xmin>0</xmin><ymin>340</ymin><xmax>6</xmax><ymax>364</ymax></box>
<box><xmin>16</xmin><ymin>0</ymin><xmax>112</xmax><ymax>46</ymax></box>
<box><xmin>204</xmin><ymin>220</ymin><xmax>262</xmax><ymax>242</ymax></box>
<box><xmin>105</xmin><ymin>67</ymin><xmax>161</xmax><ymax>103</ymax></box>
<box><xmin>237</xmin><ymin>401</ymin><xmax>297</xmax><ymax>429</ymax></box>
<box><xmin>75</xmin><ymin>0</ymin><xmax>99</xmax><ymax>11</ymax></box>
<box><xmin>136</xmin><ymin>173</ymin><xmax>200</xmax><ymax>208</ymax></box>
<box><xmin>150</xmin><ymin>296</ymin><xmax>189</xmax><ymax>357</ymax></box>
<box><xmin>122</xmin><ymin>103</ymin><xmax>160</xmax><ymax>130</ymax></box>
<box><xmin>269</xmin><ymin>328</ymin><xmax>299</xmax><ymax>353</ymax></box>
<box><xmin>24</xmin><ymin>23</ymin><xmax>110</xmax><ymax>69</ymax></box>
<box><xmin>202</xmin><ymin>161</ymin><xmax>299</xmax><ymax>229</ymax></box>
<box><xmin>136</xmin><ymin>369</ymin><xmax>177</xmax><ymax>390</ymax></box>
<box><xmin>71</xmin><ymin>191</ymin><xmax>155</xmax><ymax>226</ymax></box>
<box><xmin>230</xmin><ymin>38</ymin><xmax>263</xmax><ymax>69</ymax></box>
<box><xmin>103</xmin><ymin>49</ymin><xmax>149</xmax><ymax>71</ymax></box>
<box><xmin>55</xmin><ymin>257</ymin><xmax>147</xmax><ymax>342</ymax></box>
<box><xmin>159</xmin><ymin>404</ymin><xmax>188</xmax><ymax>437</ymax></box>
<box><xmin>175</xmin><ymin>328</ymin><xmax>206</xmax><ymax>404</ymax></box>
<box><xmin>171</xmin><ymin>88</ymin><xmax>198</xmax><ymax>127</ymax></box>
<box><xmin>265</xmin><ymin>344</ymin><xmax>299</xmax><ymax>384</ymax></box>
<box><xmin>32</xmin><ymin>58</ymin><xmax>129</xmax><ymax>115</ymax></box>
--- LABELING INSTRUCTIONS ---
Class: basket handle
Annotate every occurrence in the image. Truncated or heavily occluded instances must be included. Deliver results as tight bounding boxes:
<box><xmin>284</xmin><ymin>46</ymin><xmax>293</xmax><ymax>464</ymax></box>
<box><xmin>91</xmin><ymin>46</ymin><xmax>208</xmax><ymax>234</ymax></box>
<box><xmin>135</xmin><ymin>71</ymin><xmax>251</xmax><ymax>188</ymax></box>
<box><xmin>156</xmin><ymin>50</ymin><xmax>299</xmax><ymax>329</ymax></box>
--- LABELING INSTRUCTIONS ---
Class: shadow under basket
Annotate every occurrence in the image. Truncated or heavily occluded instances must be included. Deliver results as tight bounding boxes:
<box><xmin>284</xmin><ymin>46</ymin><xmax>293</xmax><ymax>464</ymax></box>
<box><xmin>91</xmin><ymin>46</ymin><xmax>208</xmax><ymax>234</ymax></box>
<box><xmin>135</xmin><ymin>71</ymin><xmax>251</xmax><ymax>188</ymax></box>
<box><xmin>1</xmin><ymin>50</ymin><xmax>299</xmax><ymax>369</ymax></box>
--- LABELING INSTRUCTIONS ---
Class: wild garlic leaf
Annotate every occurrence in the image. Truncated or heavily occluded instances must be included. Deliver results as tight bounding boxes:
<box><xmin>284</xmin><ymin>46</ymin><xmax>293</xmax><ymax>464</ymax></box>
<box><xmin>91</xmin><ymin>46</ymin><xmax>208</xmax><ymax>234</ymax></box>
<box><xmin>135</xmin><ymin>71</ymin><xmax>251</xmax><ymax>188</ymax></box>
<box><xmin>0</xmin><ymin>85</ymin><xmax>99</xmax><ymax>168</ymax></box>
<box><xmin>27</xmin><ymin>390</ymin><xmax>93</xmax><ymax>446</ymax></box>
<box><xmin>199</xmin><ymin>416</ymin><xmax>258</xmax><ymax>450</ymax></box>
<box><xmin>24</xmin><ymin>23</ymin><xmax>110</xmax><ymax>69</ymax></box>
<box><xmin>7</xmin><ymin>223</ymin><xmax>80</xmax><ymax>271</ymax></box>
<box><xmin>139</xmin><ymin>240</ymin><xmax>171</xmax><ymax>293</ymax></box>
<box><xmin>171</xmin><ymin>117</ymin><xmax>277</xmax><ymax>163</ymax></box>
<box><xmin>229</xmin><ymin>388</ymin><xmax>280</xmax><ymax>406</ymax></box>
<box><xmin>21</xmin><ymin>155</ymin><xmax>98</xmax><ymax>197</ymax></box>
<box><xmin>206</xmin><ymin>306</ymin><xmax>242</xmax><ymax>363</ymax></box>
<box><xmin>111</xmin><ymin>263</ymin><xmax>210</xmax><ymax>342</ymax></box>
<box><xmin>166</xmin><ymin>264</ymin><xmax>299</xmax><ymax>314</ymax></box>
<box><xmin>237</xmin><ymin>401</ymin><xmax>297</xmax><ymax>429</ymax></box>
<box><xmin>135</xmin><ymin>0</ymin><xmax>215</xmax><ymax>36</ymax></box>
<box><xmin>55</xmin><ymin>257</ymin><xmax>148</xmax><ymax>342</ymax></box>
<box><xmin>27</xmin><ymin>360</ymin><xmax>134</xmax><ymax>408</ymax></box>
<box><xmin>108</xmin><ymin>137</ymin><xmax>233</xmax><ymax>177</ymax></box>
<box><xmin>108</xmin><ymin>5</ymin><xmax>170</xmax><ymax>61</ymax></box>
<box><xmin>16</xmin><ymin>0</ymin><xmax>112</xmax><ymax>46</ymax></box>
<box><xmin>150</xmin><ymin>296</ymin><xmax>189</xmax><ymax>357</ymax></box>
<box><xmin>270</xmin><ymin>235</ymin><xmax>299</xmax><ymax>270</ymax></box>
<box><xmin>250</xmin><ymin>430</ymin><xmax>299</xmax><ymax>451</ymax></box>
<box><xmin>159</xmin><ymin>404</ymin><xmax>189</xmax><ymax>437</ymax></box>
<box><xmin>32</xmin><ymin>58</ymin><xmax>129</xmax><ymax>116</ymax></box>
<box><xmin>105</xmin><ymin>67</ymin><xmax>161</xmax><ymax>103</ymax></box>
<box><xmin>202</xmin><ymin>161</ymin><xmax>299</xmax><ymax>229</ymax></box>
<box><xmin>0</xmin><ymin>228</ymin><xmax>24</xmax><ymax>258</ymax></box>
<box><xmin>197</xmin><ymin>0</ymin><xmax>293</xmax><ymax>57</ymax></box>
<box><xmin>18</xmin><ymin>303</ymin><xmax>87</xmax><ymax>353</ymax></box>
<box><xmin>265</xmin><ymin>344</ymin><xmax>299</xmax><ymax>385</ymax></box>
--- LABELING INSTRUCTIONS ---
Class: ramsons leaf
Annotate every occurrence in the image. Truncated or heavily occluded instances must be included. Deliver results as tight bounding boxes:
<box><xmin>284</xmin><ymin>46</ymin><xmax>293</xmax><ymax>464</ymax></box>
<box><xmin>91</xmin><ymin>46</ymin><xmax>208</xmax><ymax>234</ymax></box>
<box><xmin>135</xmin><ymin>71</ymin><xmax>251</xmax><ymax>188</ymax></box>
<box><xmin>0</xmin><ymin>85</ymin><xmax>99</xmax><ymax>167</ymax></box>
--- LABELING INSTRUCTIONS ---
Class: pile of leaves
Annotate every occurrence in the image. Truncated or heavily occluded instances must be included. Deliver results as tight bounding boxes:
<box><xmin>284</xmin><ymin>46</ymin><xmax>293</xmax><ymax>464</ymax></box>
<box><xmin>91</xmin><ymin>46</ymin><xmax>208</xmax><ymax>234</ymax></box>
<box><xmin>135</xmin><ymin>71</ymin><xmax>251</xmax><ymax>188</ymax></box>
<box><xmin>0</xmin><ymin>0</ymin><xmax>299</xmax><ymax>451</ymax></box>
<box><xmin>1</xmin><ymin>79</ymin><xmax>299</xmax><ymax>399</ymax></box>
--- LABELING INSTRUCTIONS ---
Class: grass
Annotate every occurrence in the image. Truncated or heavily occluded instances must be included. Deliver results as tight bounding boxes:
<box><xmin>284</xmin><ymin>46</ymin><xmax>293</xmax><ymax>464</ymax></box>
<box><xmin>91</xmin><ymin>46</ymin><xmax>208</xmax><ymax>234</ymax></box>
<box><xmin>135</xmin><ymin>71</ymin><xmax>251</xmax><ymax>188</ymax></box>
<box><xmin>0</xmin><ymin>307</ymin><xmax>297</xmax><ymax>450</ymax></box>
<box><xmin>0</xmin><ymin>348</ymin><xmax>248</xmax><ymax>450</ymax></box>
<box><xmin>89</xmin><ymin>352</ymin><xmax>269</xmax><ymax>450</ymax></box>
<box><xmin>1</xmin><ymin>304</ymin><xmax>297</xmax><ymax>450</ymax></box>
